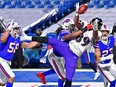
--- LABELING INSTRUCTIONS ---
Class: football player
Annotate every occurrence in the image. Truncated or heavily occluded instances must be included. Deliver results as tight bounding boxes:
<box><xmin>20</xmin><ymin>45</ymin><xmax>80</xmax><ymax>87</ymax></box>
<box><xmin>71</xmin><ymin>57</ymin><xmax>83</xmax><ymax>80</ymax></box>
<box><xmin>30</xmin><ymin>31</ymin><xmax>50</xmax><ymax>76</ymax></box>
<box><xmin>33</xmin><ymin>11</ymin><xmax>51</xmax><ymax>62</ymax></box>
<box><xmin>26</xmin><ymin>18</ymin><xmax>75</xmax><ymax>87</ymax></box>
<box><xmin>94</xmin><ymin>25</ymin><xmax>116</xmax><ymax>87</ymax></box>
<box><xmin>0</xmin><ymin>20</ymin><xmax>22</xmax><ymax>87</ymax></box>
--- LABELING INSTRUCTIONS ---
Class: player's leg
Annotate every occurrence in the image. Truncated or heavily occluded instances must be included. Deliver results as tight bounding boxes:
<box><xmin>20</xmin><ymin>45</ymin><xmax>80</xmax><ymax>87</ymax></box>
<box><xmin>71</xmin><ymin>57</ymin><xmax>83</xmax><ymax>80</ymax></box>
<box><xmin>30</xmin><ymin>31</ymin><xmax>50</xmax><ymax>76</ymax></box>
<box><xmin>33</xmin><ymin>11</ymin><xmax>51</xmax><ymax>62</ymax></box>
<box><xmin>0</xmin><ymin>71</ymin><xmax>7</xmax><ymax>86</ymax></box>
<box><xmin>102</xmin><ymin>75</ymin><xmax>109</xmax><ymax>87</ymax></box>
<box><xmin>0</xmin><ymin>59</ymin><xmax>15</xmax><ymax>87</ymax></box>
<box><xmin>63</xmin><ymin>51</ymin><xmax>79</xmax><ymax>87</ymax></box>
<box><xmin>58</xmin><ymin>78</ymin><xmax>64</xmax><ymax>87</ymax></box>
<box><xmin>48</xmin><ymin>38</ymin><xmax>79</xmax><ymax>87</ymax></box>
<box><xmin>32</xmin><ymin>37</ymin><xmax>79</xmax><ymax>86</ymax></box>
<box><xmin>64</xmin><ymin>65</ymin><xmax>77</xmax><ymax>87</ymax></box>
<box><xmin>98</xmin><ymin>66</ymin><xmax>116</xmax><ymax>87</ymax></box>
<box><xmin>48</xmin><ymin>53</ymin><xmax>66</xmax><ymax>80</ymax></box>
<box><xmin>110</xmin><ymin>63</ymin><xmax>116</xmax><ymax>79</ymax></box>
<box><xmin>88</xmin><ymin>61</ymin><xmax>100</xmax><ymax>80</ymax></box>
<box><xmin>83</xmin><ymin>50</ymin><xmax>100</xmax><ymax>80</ymax></box>
<box><xmin>48</xmin><ymin>54</ymin><xmax>65</xmax><ymax>87</ymax></box>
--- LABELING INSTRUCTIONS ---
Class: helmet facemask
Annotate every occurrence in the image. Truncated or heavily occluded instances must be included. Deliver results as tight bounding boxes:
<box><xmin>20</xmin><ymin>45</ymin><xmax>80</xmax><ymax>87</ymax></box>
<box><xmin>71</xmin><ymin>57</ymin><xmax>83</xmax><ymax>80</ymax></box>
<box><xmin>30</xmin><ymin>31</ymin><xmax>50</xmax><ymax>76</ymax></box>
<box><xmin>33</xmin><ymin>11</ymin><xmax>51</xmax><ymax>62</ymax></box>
<box><xmin>101</xmin><ymin>30</ymin><xmax>110</xmax><ymax>41</ymax></box>
<box><xmin>10</xmin><ymin>22</ymin><xmax>21</xmax><ymax>38</ymax></box>
<box><xmin>101</xmin><ymin>25</ymin><xmax>110</xmax><ymax>41</ymax></box>
<box><xmin>11</xmin><ymin>27</ymin><xmax>21</xmax><ymax>38</ymax></box>
<box><xmin>67</xmin><ymin>24</ymin><xmax>75</xmax><ymax>32</ymax></box>
<box><xmin>91</xmin><ymin>17</ymin><xmax>103</xmax><ymax>30</ymax></box>
<box><xmin>62</xmin><ymin>18</ymin><xmax>75</xmax><ymax>32</ymax></box>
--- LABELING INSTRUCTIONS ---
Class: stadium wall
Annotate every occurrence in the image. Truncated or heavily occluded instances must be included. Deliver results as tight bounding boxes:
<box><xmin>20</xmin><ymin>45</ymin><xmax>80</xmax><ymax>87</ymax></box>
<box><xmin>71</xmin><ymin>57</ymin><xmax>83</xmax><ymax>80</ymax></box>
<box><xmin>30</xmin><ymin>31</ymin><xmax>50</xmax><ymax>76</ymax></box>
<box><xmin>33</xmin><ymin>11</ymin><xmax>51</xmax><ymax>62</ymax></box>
<box><xmin>0</xmin><ymin>8</ymin><xmax>54</xmax><ymax>28</ymax></box>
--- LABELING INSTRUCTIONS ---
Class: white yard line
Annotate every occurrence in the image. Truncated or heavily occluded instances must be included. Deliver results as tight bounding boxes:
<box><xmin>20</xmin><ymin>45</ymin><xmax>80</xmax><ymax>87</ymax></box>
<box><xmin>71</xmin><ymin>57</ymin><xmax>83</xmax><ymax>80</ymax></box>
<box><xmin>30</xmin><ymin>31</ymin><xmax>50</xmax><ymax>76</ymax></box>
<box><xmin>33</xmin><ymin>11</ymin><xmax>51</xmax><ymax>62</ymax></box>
<box><xmin>8</xmin><ymin>82</ymin><xmax>104</xmax><ymax>87</ymax></box>
<box><xmin>12</xmin><ymin>69</ymin><xmax>93</xmax><ymax>72</ymax></box>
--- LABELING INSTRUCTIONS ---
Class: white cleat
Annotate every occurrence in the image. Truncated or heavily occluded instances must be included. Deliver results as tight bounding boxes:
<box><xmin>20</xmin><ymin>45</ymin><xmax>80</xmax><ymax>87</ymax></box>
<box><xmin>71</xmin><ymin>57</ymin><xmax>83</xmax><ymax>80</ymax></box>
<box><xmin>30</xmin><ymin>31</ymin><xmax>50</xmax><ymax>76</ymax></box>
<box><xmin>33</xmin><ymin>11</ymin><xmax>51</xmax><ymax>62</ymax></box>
<box><xmin>94</xmin><ymin>72</ymin><xmax>100</xmax><ymax>80</ymax></box>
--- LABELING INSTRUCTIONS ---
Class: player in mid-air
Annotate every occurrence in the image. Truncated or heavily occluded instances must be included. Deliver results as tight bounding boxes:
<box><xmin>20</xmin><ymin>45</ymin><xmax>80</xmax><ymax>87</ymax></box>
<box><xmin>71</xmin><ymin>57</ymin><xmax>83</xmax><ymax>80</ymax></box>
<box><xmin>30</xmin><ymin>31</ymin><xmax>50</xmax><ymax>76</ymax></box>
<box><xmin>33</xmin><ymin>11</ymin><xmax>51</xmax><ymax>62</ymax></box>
<box><xmin>37</xmin><ymin>4</ymin><xmax>101</xmax><ymax>86</ymax></box>
<box><xmin>0</xmin><ymin>20</ymin><xmax>22</xmax><ymax>87</ymax></box>
<box><xmin>94</xmin><ymin>25</ymin><xmax>116</xmax><ymax>87</ymax></box>
<box><xmin>37</xmin><ymin>19</ymin><xmax>100</xmax><ymax>87</ymax></box>
<box><xmin>37</xmin><ymin>18</ymin><xmax>76</xmax><ymax>87</ymax></box>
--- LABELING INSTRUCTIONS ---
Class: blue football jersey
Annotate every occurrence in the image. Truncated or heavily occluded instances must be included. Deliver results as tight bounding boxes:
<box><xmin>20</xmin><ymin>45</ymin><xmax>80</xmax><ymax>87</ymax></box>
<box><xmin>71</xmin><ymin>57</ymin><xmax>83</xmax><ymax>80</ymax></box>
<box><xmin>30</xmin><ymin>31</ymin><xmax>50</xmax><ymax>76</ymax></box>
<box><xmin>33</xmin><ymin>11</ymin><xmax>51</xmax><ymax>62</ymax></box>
<box><xmin>97</xmin><ymin>35</ymin><xmax>115</xmax><ymax>64</ymax></box>
<box><xmin>58</xmin><ymin>30</ymin><xmax>71</xmax><ymax>43</ymax></box>
<box><xmin>0</xmin><ymin>34</ymin><xmax>22</xmax><ymax>61</ymax></box>
<box><xmin>53</xmin><ymin>30</ymin><xmax>71</xmax><ymax>57</ymax></box>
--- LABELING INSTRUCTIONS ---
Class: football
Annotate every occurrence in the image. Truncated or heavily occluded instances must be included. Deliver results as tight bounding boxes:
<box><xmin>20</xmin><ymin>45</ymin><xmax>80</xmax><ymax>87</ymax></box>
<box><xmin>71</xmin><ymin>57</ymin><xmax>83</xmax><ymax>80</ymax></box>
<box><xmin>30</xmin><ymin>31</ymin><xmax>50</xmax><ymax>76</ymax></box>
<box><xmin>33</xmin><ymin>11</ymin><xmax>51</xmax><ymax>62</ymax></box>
<box><xmin>78</xmin><ymin>4</ymin><xmax>88</xmax><ymax>14</ymax></box>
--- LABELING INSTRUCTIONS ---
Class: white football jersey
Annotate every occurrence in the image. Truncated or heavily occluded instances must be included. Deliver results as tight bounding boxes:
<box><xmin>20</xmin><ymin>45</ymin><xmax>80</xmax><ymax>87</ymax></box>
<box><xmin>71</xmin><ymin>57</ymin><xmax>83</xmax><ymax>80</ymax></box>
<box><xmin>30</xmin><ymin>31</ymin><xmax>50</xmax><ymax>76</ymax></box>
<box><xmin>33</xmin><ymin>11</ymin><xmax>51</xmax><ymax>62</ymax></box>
<box><xmin>69</xmin><ymin>30</ymin><xmax>101</xmax><ymax>57</ymax></box>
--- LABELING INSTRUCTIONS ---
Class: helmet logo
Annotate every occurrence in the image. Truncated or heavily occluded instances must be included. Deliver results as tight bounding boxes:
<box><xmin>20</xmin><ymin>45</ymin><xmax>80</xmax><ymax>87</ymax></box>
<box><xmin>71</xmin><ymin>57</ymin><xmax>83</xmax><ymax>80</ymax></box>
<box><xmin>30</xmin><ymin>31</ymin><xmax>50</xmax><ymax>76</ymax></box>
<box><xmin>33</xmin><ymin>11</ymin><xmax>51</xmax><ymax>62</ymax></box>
<box><xmin>62</xmin><ymin>19</ymin><xmax>70</xmax><ymax>24</ymax></box>
<box><xmin>104</xmin><ymin>25</ymin><xmax>107</xmax><ymax>30</ymax></box>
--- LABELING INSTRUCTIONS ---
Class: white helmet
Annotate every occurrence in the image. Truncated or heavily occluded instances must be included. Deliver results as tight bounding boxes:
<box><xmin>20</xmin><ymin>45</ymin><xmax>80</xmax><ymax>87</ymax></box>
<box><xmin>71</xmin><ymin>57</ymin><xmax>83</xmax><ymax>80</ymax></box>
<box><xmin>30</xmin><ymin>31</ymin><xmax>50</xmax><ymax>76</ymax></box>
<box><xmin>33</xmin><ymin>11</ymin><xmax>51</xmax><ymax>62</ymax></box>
<box><xmin>7</xmin><ymin>22</ymin><xmax>21</xmax><ymax>38</ymax></box>
<box><xmin>101</xmin><ymin>25</ymin><xmax>110</xmax><ymax>40</ymax></box>
<box><xmin>61</xmin><ymin>18</ymin><xmax>75</xmax><ymax>30</ymax></box>
<box><xmin>101</xmin><ymin>24</ymin><xmax>110</xmax><ymax>31</ymax></box>
<box><xmin>12</xmin><ymin>22</ymin><xmax>20</xmax><ymax>28</ymax></box>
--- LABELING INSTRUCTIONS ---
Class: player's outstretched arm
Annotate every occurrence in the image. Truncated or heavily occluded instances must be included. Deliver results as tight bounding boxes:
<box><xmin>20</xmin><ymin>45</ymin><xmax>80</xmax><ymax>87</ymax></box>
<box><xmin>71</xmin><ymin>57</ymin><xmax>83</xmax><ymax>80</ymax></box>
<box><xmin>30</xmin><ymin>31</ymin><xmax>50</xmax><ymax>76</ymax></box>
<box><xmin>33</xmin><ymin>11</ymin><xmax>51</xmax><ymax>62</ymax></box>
<box><xmin>74</xmin><ymin>3</ymin><xmax>82</xmax><ymax>29</ymax></box>
<box><xmin>94</xmin><ymin>48</ymin><xmax>101</xmax><ymax>64</ymax></box>
<box><xmin>62</xmin><ymin>24</ymin><xmax>93</xmax><ymax>40</ymax></box>
<box><xmin>21</xmin><ymin>41</ymin><xmax>38</xmax><ymax>49</ymax></box>
<box><xmin>93</xmin><ymin>30</ymin><xmax>99</xmax><ymax>44</ymax></box>
<box><xmin>62</xmin><ymin>30</ymin><xmax>83</xmax><ymax>40</ymax></box>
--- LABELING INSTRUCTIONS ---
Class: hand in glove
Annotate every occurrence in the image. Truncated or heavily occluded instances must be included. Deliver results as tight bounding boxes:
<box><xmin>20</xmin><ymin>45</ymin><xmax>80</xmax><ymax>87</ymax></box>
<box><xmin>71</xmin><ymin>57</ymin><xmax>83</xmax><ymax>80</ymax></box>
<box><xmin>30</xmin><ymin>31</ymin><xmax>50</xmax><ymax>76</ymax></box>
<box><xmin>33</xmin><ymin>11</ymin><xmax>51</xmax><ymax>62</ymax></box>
<box><xmin>91</xmin><ymin>20</ymin><xmax>99</xmax><ymax>31</ymax></box>
<box><xmin>80</xmin><ymin>24</ymin><xmax>93</xmax><ymax>32</ymax></box>
<box><xmin>86</xmin><ymin>24</ymin><xmax>93</xmax><ymax>30</ymax></box>
<box><xmin>76</xmin><ymin>2</ymin><xmax>79</xmax><ymax>13</ymax></box>
<box><xmin>7</xmin><ymin>19</ymin><xmax>14</xmax><ymax>31</ymax></box>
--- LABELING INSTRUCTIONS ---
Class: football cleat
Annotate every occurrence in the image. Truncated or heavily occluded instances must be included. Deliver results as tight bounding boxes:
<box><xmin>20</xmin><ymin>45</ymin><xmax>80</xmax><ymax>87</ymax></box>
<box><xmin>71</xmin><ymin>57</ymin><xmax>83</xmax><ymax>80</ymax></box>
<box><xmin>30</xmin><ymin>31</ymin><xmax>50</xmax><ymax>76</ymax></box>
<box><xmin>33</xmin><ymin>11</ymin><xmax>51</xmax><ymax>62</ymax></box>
<box><xmin>94</xmin><ymin>72</ymin><xmax>100</xmax><ymax>80</ymax></box>
<box><xmin>37</xmin><ymin>72</ymin><xmax>46</xmax><ymax>84</ymax></box>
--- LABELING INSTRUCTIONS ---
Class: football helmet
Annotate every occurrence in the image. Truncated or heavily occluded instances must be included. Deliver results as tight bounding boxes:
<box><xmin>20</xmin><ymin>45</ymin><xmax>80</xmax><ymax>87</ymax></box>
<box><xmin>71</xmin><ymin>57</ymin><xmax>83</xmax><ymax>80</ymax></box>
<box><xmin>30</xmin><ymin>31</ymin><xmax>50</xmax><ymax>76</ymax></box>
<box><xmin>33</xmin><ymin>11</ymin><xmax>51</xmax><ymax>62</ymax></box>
<box><xmin>7</xmin><ymin>22</ymin><xmax>21</xmax><ymax>38</ymax></box>
<box><xmin>90</xmin><ymin>17</ymin><xmax>103</xmax><ymax>30</ymax></box>
<box><xmin>101</xmin><ymin>25</ymin><xmax>110</xmax><ymax>40</ymax></box>
<box><xmin>61</xmin><ymin>18</ymin><xmax>75</xmax><ymax>31</ymax></box>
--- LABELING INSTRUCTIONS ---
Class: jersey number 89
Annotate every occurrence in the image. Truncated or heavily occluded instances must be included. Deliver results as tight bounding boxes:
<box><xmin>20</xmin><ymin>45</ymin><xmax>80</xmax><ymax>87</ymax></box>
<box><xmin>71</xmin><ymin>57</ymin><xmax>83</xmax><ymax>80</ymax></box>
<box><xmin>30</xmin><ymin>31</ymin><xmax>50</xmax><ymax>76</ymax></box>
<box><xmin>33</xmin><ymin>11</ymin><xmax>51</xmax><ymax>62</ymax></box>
<box><xmin>76</xmin><ymin>34</ymin><xmax>90</xmax><ymax>46</ymax></box>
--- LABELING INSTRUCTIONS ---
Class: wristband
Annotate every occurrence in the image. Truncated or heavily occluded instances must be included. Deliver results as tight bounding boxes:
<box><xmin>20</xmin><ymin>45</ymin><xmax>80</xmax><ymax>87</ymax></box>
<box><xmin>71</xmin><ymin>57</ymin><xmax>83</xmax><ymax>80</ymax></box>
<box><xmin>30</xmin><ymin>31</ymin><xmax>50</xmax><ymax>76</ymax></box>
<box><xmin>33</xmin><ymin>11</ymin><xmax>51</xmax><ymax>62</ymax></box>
<box><xmin>75</xmin><ymin>12</ymin><xmax>79</xmax><ymax>16</ymax></box>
